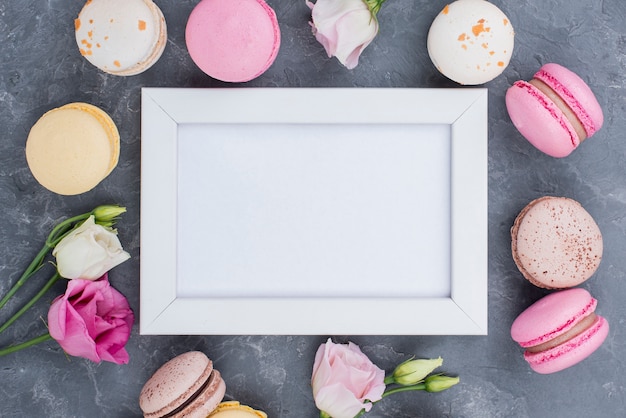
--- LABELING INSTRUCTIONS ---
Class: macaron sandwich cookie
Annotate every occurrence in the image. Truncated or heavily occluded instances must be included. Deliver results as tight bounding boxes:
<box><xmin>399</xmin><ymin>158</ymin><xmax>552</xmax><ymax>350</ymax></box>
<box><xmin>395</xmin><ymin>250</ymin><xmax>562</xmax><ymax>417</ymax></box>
<box><xmin>209</xmin><ymin>401</ymin><xmax>268</xmax><ymax>418</ymax></box>
<box><xmin>185</xmin><ymin>0</ymin><xmax>281</xmax><ymax>82</ymax></box>
<box><xmin>511</xmin><ymin>196</ymin><xmax>602</xmax><ymax>289</ymax></box>
<box><xmin>139</xmin><ymin>351</ymin><xmax>226</xmax><ymax>418</ymax></box>
<box><xmin>427</xmin><ymin>0</ymin><xmax>514</xmax><ymax>85</ymax></box>
<box><xmin>75</xmin><ymin>0</ymin><xmax>167</xmax><ymax>76</ymax></box>
<box><xmin>25</xmin><ymin>102</ymin><xmax>120</xmax><ymax>195</ymax></box>
<box><xmin>511</xmin><ymin>288</ymin><xmax>609</xmax><ymax>374</ymax></box>
<box><xmin>506</xmin><ymin>63</ymin><xmax>604</xmax><ymax>157</ymax></box>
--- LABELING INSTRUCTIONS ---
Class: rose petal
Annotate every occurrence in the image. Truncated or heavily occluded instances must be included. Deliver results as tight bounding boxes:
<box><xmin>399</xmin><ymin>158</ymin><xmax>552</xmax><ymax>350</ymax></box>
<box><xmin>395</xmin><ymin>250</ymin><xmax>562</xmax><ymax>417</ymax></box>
<box><xmin>47</xmin><ymin>277</ymin><xmax>134</xmax><ymax>364</ymax></box>
<box><xmin>315</xmin><ymin>383</ymin><xmax>371</xmax><ymax>418</ymax></box>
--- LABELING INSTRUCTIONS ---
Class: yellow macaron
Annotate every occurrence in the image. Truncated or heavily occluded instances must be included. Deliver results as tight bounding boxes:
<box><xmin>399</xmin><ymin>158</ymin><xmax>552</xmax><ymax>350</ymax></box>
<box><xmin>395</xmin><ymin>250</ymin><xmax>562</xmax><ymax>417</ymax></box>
<box><xmin>208</xmin><ymin>401</ymin><xmax>267</xmax><ymax>418</ymax></box>
<box><xmin>25</xmin><ymin>102</ymin><xmax>120</xmax><ymax>195</ymax></box>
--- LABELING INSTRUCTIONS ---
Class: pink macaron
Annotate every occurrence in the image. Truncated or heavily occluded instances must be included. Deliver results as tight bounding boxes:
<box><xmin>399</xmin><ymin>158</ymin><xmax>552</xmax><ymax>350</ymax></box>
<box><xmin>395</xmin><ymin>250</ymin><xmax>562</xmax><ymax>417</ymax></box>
<box><xmin>139</xmin><ymin>351</ymin><xmax>226</xmax><ymax>418</ymax></box>
<box><xmin>506</xmin><ymin>63</ymin><xmax>603</xmax><ymax>158</ymax></box>
<box><xmin>511</xmin><ymin>288</ymin><xmax>609</xmax><ymax>374</ymax></box>
<box><xmin>185</xmin><ymin>0</ymin><xmax>281</xmax><ymax>82</ymax></box>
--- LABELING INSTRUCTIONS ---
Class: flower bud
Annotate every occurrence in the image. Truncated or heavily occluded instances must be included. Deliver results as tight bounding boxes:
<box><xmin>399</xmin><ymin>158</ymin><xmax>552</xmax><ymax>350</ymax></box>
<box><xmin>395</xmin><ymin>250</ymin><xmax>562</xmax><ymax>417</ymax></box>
<box><xmin>424</xmin><ymin>375</ymin><xmax>460</xmax><ymax>393</ymax></box>
<box><xmin>390</xmin><ymin>357</ymin><xmax>443</xmax><ymax>386</ymax></box>
<box><xmin>92</xmin><ymin>205</ymin><xmax>126</xmax><ymax>228</ymax></box>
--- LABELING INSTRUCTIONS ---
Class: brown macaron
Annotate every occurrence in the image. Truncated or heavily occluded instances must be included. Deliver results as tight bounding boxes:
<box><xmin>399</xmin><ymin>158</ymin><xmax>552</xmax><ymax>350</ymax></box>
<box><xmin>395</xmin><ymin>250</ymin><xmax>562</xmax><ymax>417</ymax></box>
<box><xmin>511</xmin><ymin>196</ymin><xmax>603</xmax><ymax>289</ymax></box>
<box><xmin>139</xmin><ymin>351</ymin><xmax>226</xmax><ymax>418</ymax></box>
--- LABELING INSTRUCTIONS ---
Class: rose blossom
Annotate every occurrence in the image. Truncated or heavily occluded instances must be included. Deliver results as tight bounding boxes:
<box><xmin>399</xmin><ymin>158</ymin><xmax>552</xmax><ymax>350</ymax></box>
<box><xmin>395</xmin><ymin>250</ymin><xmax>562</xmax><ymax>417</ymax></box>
<box><xmin>311</xmin><ymin>338</ymin><xmax>385</xmax><ymax>418</ymax></box>
<box><xmin>306</xmin><ymin>0</ymin><xmax>379</xmax><ymax>69</ymax></box>
<box><xmin>47</xmin><ymin>275</ymin><xmax>134</xmax><ymax>364</ymax></box>
<box><xmin>52</xmin><ymin>215</ymin><xmax>130</xmax><ymax>280</ymax></box>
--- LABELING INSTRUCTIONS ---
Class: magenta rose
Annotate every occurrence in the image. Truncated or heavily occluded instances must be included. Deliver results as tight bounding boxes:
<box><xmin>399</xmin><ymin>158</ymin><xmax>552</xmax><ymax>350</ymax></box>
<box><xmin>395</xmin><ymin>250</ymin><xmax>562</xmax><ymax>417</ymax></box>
<box><xmin>47</xmin><ymin>274</ymin><xmax>134</xmax><ymax>364</ymax></box>
<box><xmin>311</xmin><ymin>338</ymin><xmax>385</xmax><ymax>418</ymax></box>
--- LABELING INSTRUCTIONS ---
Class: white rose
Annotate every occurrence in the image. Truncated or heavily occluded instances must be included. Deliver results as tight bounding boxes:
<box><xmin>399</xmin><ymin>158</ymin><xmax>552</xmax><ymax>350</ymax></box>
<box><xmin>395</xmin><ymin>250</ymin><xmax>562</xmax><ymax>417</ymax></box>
<box><xmin>306</xmin><ymin>0</ymin><xmax>380</xmax><ymax>69</ymax></box>
<box><xmin>53</xmin><ymin>215</ymin><xmax>130</xmax><ymax>280</ymax></box>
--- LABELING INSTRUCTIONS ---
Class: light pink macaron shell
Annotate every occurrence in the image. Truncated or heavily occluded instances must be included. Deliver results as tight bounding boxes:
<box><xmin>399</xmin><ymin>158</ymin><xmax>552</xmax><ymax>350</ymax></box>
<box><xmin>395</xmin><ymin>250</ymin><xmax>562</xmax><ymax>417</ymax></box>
<box><xmin>185</xmin><ymin>0</ymin><xmax>280</xmax><ymax>82</ymax></box>
<box><xmin>525</xmin><ymin>315</ymin><xmax>608</xmax><ymax>374</ymax></box>
<box><xmin>511</xmin><ymin>288</ymin><xmax>596</xmax><ymax>347</ymax></box>
<box><xmin>506</xmin><ymin>80</ymin><xmax>579</xmax><ymax>158</ymax></box>
<box><xmin>535</xmin><ymin>63</ymin><xmax>604</xmax><ymax>138</ymax></box>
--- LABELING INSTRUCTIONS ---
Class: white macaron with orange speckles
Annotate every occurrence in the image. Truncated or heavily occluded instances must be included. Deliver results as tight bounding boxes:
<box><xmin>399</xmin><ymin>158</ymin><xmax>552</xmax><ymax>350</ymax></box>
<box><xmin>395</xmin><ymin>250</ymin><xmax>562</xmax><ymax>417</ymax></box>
<box><xmin>75</xmin><ymin>0</ymin><xmax>167</xmax><ymax>76</ymax></box>
<box><xmin>427</xmin><ymin>0</ymin><xmax>514</xmax><ymax>85</ymax></box>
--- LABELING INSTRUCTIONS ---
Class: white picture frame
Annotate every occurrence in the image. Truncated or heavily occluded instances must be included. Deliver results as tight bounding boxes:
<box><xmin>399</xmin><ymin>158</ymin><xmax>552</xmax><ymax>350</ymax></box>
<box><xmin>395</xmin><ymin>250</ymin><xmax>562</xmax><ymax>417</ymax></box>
<box><xmin>140</xmin><ymin>88</ymin><xmax>488</xmax><ymax>335</ymax></box>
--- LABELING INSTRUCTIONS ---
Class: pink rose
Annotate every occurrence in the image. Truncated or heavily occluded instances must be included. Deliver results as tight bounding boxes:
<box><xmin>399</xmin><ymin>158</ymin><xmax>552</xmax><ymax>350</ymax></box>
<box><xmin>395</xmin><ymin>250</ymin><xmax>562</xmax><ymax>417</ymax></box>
<box><xmin>47</xmin><ymin>274</ymin><xmax>134</xmax><ymax>364</ymax></box>
<box><xmin>306</xmin><ymin>0</ymin><xmax>379</xmax><ymax>69</ymax></box>
<box><xmin>311</xmin><ymin>338</ymin><xmax>385</xmax><ymax>418</ymax></box>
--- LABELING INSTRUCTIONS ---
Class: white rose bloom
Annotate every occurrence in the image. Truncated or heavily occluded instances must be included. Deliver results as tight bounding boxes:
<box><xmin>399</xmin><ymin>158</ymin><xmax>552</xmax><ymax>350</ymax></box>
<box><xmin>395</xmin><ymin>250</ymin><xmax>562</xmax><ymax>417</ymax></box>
<box><xmin>53</xmin><ymin>215</ymin><xmax>130</xmax><ymax>280</ymax></box>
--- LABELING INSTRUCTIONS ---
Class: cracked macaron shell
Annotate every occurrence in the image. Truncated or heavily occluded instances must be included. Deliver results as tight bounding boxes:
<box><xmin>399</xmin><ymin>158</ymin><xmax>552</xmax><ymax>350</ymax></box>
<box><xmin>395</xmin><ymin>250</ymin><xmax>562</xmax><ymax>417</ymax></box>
<box><xmin>511</xmin><ymin>196</ymin><xmax>602</xmax><ymax>289</ymax></box>
<box><xmin>75</xmin><ymin>0</ymin><xmax>167</xmax><ymax>76</ymax></box>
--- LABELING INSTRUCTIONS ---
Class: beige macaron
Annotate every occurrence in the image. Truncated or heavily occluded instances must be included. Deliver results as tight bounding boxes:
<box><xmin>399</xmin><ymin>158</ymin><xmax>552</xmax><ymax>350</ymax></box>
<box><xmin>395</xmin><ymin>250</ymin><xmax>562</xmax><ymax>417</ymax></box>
<box><xmin>25</xmin><ymin>102</ymin><xmax>120</xmax><ymax>195</ymax></box>
<box><xmin>139</xmin><ymin>351</ymin><xmax>227</xmax><ymax>418</ymax></box>
<box><xmin>511</xmin><ymin>196</ymin><xmax>603</xmax><ymax>289</ymax></box>
<box><xmin>209</xmin><ymin>401</ymin><xmax>267</xmax><ymax>418</ymax></box>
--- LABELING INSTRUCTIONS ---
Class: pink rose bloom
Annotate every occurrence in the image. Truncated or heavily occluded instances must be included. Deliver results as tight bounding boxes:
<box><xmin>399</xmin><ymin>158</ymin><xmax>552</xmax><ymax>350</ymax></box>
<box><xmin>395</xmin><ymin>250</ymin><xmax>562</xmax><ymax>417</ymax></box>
<box><xmin>311</xmin><ymin>338</ymin><xmax>385</xmax><ymax>418</ymax></box>
<box><xmin>48</xmin><ymin>274</ymin><xmax>134</xmax><ymax>364</ymax></box>
<box><xmin>306</xmin><ymin>0</ymin><xmax>379</xmax><ymax>69</ymax></box>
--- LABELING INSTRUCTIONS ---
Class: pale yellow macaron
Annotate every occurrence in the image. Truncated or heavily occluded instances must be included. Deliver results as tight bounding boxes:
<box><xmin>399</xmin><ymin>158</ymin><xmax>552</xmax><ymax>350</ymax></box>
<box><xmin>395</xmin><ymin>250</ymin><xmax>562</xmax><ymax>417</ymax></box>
<box><xmin>208</xmin><ymin>401</ymin><xmax>267</xmax><ymax>418</ymax></box>
<box><xmin>25</xmin><ymin>102</ymin><xmax>120</xmax><ymax>195</ymax></box>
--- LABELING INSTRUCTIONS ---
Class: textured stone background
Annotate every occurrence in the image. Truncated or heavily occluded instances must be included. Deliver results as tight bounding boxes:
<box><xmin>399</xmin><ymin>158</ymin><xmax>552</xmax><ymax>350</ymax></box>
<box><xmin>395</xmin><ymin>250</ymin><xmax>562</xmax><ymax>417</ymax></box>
<box><xmin>0</xmin><ymin>0</ymin><xmax>625</xmax><ymax>417</ymax></box>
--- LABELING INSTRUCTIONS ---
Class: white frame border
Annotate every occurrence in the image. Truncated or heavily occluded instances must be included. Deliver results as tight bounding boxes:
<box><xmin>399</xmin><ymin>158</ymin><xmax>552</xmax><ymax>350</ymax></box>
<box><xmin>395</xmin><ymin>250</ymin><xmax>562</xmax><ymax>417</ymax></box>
<box><xmin>140</xmin><ymin>88</ymin><xmax>488</xmax><ymax>335</ymax></box>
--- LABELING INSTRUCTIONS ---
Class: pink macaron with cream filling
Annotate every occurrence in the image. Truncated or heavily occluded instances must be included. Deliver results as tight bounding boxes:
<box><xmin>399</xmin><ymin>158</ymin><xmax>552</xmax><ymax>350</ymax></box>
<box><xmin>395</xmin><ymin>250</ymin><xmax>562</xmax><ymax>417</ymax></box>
<box><xmin>511</xmin><ymin>288</ymin><xmax>609</xmax><ymax>374</ymax></box>
<box><xmin>506</xmin><ymin>63</ymin><xmax>603</xmax><ymax>157</ymax></box>
<box><xmin>185</xmin><ymin>0</ymin><xmax>281</xmax><ymax>82</ymax></box>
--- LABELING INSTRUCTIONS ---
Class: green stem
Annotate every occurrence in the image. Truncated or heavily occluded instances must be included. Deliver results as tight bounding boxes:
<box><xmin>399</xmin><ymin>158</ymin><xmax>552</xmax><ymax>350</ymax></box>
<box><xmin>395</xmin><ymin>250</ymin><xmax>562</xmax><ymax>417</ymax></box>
<box><xmin>0</xmin><ymin>213</ymin><xmax>89</xmax><ymax>311</ymax></box>
<box><xmin>384</xmin><ymin>375</ymin><xmax>395</xmax><ymax>385</ymax></box>
<box><xmin>0</xmin><ymin>244</ymin><xmax>50</xmax><ymax>310</ymax></box>
<box><xmin>46</xmin><ymin>213</ymin><xmax>91</xmax><ymax>247</ymax></box>
<box><xmin>0</xmin><ymin>273</ymin><xmax>61</xmax><ymax>335</ymax></box>
<box><xmin>382</xmin><ymin>383</ymin><xmax>427</xmax><ymax>398</ymax></box>
<box><xmin>351</xmin><ymin>382</ymin><xmax>427</xmax><ymax>418</ymax></box>
<box><xmin>0</xmin><ymin>333</ymin><xmax>53</xmax><ymax>357</ymax></box>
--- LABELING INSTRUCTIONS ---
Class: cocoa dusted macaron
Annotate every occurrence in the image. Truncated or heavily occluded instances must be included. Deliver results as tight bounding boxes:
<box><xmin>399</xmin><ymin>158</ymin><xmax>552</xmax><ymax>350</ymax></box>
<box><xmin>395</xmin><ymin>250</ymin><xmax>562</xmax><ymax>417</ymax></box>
<box><xmin>511</xmin><ymin>196</ymin><xmax>603</xmax><ymax>289</ymax></box>
<box><xmin>139</xmin><ymin>351</ymin><xmax>226</xmax><ymax>418</ymax></box>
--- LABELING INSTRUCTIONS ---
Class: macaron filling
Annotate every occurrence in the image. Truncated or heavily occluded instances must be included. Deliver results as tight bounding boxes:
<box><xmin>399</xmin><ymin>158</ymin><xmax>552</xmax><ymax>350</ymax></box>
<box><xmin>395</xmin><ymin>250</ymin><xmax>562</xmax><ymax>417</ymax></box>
<box><xmin>511</xmin><ymin>80</ymin><xmax>580</xmax><ymax>148</ymax></box>
<box><xmin>524</xmin><ymin>315</ymin><xmax>608</xmax><ymax>365</ymax></box>
<box><xmin>528</xmin><ymin>78</ymin><xmax>587</xmax><ymax>142</ymax></box>
<box><xmin>524</xmin><ymin>312</ymin><xmax>597</xmax><ymax>353</ymax></box>
<box><xmin>516</xmin><ymin>296</ymin><xmax>597</xmax><ymax>349</ymax></box>
<box><xmin>160</xmin><ymin>369</ymin><xmax>224</xmax><ymax>418</ymax></box>
<box><xmin>534</xmin><ymin>67</ymin><xmax>598</xmax><ymax>137</ymax></box>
